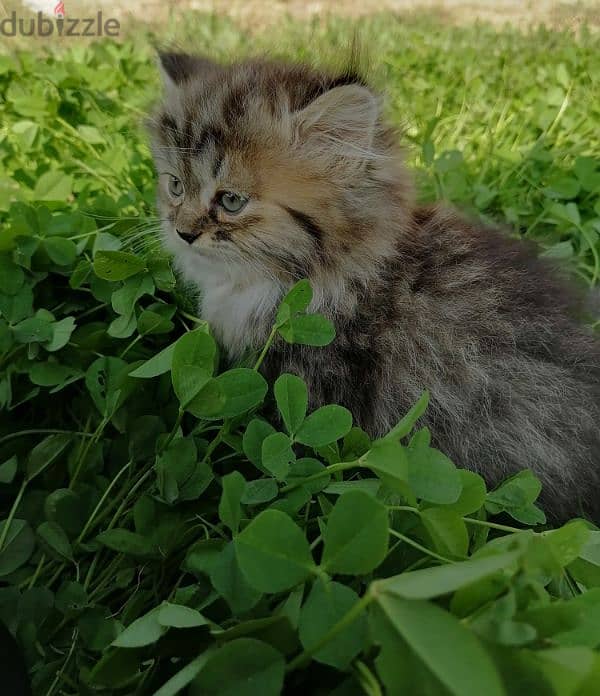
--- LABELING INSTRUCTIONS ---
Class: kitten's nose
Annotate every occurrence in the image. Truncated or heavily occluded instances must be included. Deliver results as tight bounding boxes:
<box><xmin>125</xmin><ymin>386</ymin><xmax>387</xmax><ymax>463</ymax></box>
<box><xmin>176</xmin><ymin>228</ymin><xmax>200</xmax><ymax>245</ymax></box>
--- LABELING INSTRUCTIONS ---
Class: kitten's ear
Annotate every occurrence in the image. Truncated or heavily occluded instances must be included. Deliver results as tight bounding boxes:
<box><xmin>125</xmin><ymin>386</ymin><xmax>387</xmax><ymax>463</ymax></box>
<box><xmin>158</xmin><ymin>51</ymin><xmax>218</xmax><ymax>89</ymax></box>
<box><xmin>294</xmin><ymin>84</ymin><xmax>379</xmax><ymax>161</ymax></box>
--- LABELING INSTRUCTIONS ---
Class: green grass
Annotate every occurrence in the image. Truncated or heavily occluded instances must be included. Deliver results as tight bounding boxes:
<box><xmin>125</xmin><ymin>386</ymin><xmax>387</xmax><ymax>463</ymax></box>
<box><xmin>1</xmin><ymin>13</ymin><xmax>600</xmax><ymax>696</ymax></box>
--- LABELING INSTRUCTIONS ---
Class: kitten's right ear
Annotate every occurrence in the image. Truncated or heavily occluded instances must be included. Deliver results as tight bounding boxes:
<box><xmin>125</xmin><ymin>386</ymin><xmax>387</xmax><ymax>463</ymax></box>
<box><xmin>293</xmin><ymin>84</ymin><xmax>379</xmax><ymax>173</ymax></box>
<box><xmin>158</xmin><ymin>51</ymin><xmax>218</xmax><ymax>89</ymax></box>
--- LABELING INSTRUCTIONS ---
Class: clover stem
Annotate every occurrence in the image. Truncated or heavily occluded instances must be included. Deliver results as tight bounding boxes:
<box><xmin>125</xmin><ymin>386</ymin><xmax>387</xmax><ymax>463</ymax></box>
<box><xmin>354</xmin><ymin>660</ymin><xmax>383</xmax><ymax>696</ymax></box>
<box><xmin>76</xmin><ymin>460</ymin><xmax>132</xmax><ymax>543</ymax></box>
<box><xmin>253</xmin><ymin>325</ymin><xmax>278</xmax><ymax>371</ymax></box>
<box><xmin>461</xmin><ymin>517</ymin><xmax>522</xmax><ymax>534</ymax></box>
<box><xmin>45</xmin><ymin>628</ymin><xmax>78</xmax><ymax>696</ymax></box>
<box><xmin>27</xmin><ymin>553</ymin><xmax>46</xmax><ymax>590</ymax></box>
<box><xmin>387</xmin><ymin>505</ymin><xmax>523</xmax><ymax>534</ymax></box>
<box><xmin>0</xmin><ymin>429</ymin><xmax>94</xmax><ymax>446</ymax></box>
<box><xmin>309</xmin><ymin>535</ymin><xmax>322</xmax><ymax>552</ymax></box>
<box><xmin>286</xmin><ymin>589</ymin><xmax>374</xmax><ymax>672</ymax></box>
<box><xmin>0</xmin><ymin>478</ymin><xmax>28</xmax><ymax>552</ymax></box>
<box><xmin>160</xmin><ymin>408</ymin><xmax>184</xmax><ymax>452</ymax></box>
<box><xmin>120</xmin><ymin>333</ymin><xmax>143</xmax><ymax>358</ymax></box>
<box><xmin>105</xmin><ymin>466</ymin><xmax>155</xmax><ymax>532</ymax></box>
<box><xmin>179</xmin><ymin>310</ymin><xmax>206</xmax><ymax>325</ymax></box>
<box><xmin>388</xmin><ymin>528</ymin><xmax>454</xmax><ymax>564</ymax></box>
<box><xmin>70</xmin><ymin>417</ymin><xmax>108</xmax><ymax>489</ymax></box>
<box><xmin>200</xmin><ymin>424</ymin><xmax>227</xmax><ymax>465</ymax></box>
<box><xmin>280</xmin><ymin>460</ymin><xmax>360</xmax><ymax>494</ymax></box>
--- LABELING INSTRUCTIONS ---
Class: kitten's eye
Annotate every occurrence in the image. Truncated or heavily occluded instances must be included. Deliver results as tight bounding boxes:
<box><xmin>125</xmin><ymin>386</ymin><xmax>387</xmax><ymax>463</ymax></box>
<box><xmin>218</xmin><ymin>191</ymin><xmax>247</xmax><ymax>214</ymax></box>
<box><xmin>168</xmin><ymin>175</ymin><xmax>184</xmax><ymax>199</ymax></box>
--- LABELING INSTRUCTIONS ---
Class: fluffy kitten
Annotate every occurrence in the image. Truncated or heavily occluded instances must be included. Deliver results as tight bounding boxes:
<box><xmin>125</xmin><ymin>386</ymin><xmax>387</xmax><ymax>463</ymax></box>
<box><xmin>149</xmin><ymin>52</ymin><xmax>600</xmax><ymax>522</ymax></box>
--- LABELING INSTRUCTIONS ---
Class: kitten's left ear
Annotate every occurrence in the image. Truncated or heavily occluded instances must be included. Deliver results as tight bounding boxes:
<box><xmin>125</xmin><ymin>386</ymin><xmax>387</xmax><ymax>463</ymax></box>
<box><xmin>294</xmin><ymin>84</ymin><xmax>379</xmax><ymax>160</ymax></box>
<box><xmin>158</xmin><ymin>51</ymin><xmax>219</xmax><ymax>89</ymax></box>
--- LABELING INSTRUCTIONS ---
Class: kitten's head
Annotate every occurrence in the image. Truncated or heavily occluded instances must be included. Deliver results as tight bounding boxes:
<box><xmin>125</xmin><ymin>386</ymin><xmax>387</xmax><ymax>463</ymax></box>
<box><xmin>148</xmin><ymin>52</ymin><xmax>413</xmax><ymax>285</ymax></box>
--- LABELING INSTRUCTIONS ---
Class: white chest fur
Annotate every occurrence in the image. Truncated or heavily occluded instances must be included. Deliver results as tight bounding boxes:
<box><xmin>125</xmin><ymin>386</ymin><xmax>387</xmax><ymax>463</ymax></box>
<box><xmin>174</xmin><ymin>250</ymin><xmax>282</xmax><ymax>359</ymax></box>
<box><xmin>200</xmin><ymin>274</ymin><xmax>282</xmax><ymax>359</ymax></box>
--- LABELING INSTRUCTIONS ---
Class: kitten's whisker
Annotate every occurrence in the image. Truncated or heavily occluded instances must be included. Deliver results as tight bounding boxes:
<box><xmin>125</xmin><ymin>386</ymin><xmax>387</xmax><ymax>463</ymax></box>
<box><xmin>122</xmin><ymin>229</ymin><xmax>163</xmax><ymax>247</ymax></box>
<box><xmin>152</xmin><ymin>145</ymin><xmax>201</xmax><ymax>153</ymax></box>
<box><xmin>82</xmin><ymin>212</ymin><xmax>160</xmax><ymax>223</ymax></box>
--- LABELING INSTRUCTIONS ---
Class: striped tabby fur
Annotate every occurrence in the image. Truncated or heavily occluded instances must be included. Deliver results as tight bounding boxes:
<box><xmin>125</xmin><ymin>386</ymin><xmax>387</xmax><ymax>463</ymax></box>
<box><xmin>149</xmin><ymin>53</ymin><xmax>600</xmax><ymax>522</ymax></box>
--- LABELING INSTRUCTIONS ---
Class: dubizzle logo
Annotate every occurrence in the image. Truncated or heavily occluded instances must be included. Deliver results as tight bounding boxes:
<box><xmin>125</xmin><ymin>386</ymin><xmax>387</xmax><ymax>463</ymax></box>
<box><xmin>0</xmin><ymin>2</ymin><xmax>121</xmax><ymax>38</ymax></box>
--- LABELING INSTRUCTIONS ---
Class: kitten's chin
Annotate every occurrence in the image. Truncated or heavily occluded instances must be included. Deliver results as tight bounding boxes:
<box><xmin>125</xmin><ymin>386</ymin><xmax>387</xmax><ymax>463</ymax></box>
<box><xmin>162</xmin><ymin>231</ymin><xmax>242</xmax><ymax>289</ymax></box>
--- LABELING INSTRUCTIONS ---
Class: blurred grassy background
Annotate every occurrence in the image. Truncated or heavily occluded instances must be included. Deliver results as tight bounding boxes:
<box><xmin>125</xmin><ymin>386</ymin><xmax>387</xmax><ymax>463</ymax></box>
<box><xmin>51</xmin><ymin>1</ymin><xmax>600</xmax><ymax>31</ymax></box>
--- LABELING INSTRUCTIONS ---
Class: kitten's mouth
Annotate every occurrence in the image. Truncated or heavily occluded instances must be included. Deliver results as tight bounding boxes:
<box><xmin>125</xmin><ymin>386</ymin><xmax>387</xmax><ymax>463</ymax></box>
<box><xmin>179</xmin><ymin>235</ymin><xmax>227</xmax><ymax>261</ymax></box>
<box><xmin>164</xmin><ymin>224</ymin><xmax>235</xmax><ymax>263</ymax></box>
